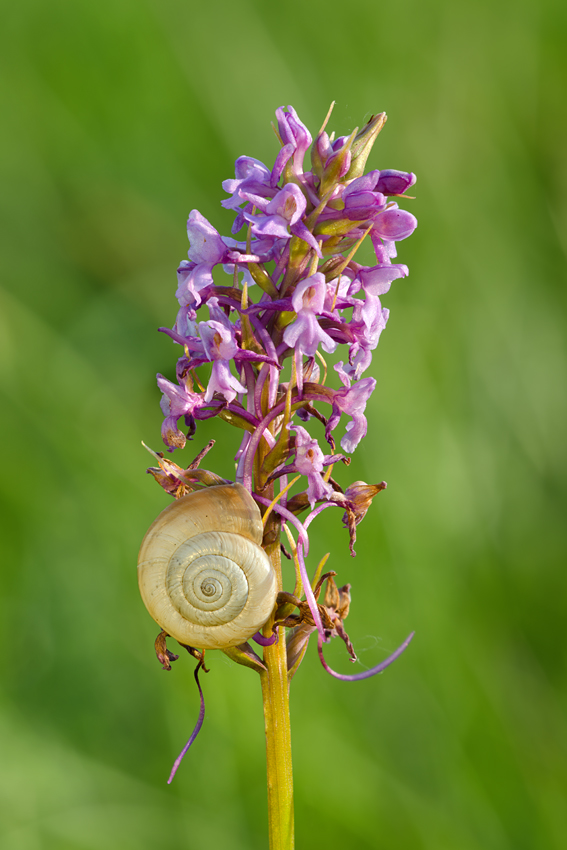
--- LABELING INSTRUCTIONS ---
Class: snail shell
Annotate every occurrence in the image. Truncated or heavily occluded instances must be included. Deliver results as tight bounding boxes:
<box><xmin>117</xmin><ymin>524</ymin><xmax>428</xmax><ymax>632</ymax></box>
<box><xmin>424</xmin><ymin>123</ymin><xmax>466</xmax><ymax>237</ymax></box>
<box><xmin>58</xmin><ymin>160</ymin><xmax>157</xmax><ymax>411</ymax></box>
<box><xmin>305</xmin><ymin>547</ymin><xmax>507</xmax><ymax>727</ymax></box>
<box><xmin>138</xmin><ymin>484</ymin><xmax>278</xmax><ymax>649</ymax></box>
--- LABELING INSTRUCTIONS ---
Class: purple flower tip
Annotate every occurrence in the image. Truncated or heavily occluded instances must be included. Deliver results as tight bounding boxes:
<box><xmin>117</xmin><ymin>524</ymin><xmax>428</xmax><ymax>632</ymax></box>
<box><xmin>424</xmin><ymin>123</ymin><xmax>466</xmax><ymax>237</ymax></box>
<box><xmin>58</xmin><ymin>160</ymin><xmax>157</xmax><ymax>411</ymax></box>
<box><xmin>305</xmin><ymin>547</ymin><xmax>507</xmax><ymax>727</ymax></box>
<box><xmin>317</xmin><ymin>630</ymin><xmax>415</xmax><ymax>681</ymax></box>
<box><xmin>167</xmin><ymin>663</ymin><xmax>206</xmax><ymax>783</ymax></box>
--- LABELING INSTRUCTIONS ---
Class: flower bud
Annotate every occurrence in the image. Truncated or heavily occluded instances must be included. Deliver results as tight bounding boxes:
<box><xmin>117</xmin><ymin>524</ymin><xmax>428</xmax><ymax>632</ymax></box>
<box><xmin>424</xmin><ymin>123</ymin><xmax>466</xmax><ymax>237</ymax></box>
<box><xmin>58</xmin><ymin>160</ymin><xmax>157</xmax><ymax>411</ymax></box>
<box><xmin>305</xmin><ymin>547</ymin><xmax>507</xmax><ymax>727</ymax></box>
<box><xmin>311</xmin><ymin>130</ymin><xmax>333</xmax><ymax>179</ymax></box>
<box><xmin>345</xmin><ymin>113</ymin><xmax>387</xmax><ymax>181</ymax></box>
<box><xmin>319</xmin><ymin>128</ymin><xmax>357</xmax><ymax>195</ymax></box>
<box><xmin>376</xmin><ymin>169</ymin><xmax>416</xmax><ymax>195</ymax></box>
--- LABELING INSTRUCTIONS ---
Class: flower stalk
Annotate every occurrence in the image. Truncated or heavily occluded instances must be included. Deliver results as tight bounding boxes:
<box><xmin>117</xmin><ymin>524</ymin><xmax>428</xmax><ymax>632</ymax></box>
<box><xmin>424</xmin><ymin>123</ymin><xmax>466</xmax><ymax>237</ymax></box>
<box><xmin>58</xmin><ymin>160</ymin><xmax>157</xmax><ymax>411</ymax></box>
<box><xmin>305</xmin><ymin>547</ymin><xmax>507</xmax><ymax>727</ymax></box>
<box><xmin>261</xmin><ymin>513</ymin><xmax>294</xmax><ymax>850</ymax></box>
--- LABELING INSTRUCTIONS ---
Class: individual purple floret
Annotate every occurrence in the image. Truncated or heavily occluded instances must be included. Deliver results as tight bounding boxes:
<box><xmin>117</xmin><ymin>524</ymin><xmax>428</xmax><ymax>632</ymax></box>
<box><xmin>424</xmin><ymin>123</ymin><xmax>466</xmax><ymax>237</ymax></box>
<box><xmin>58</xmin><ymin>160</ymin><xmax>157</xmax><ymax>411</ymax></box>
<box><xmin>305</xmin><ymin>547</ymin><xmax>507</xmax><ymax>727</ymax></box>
<box><xmin>372</xmin><ymin>205</ymin><xmax>418</xmax><ymax>242</ymax></box>
<box><xmin>272</xmin><ymin>105</ymin><xmax>313</xmax><ymax>186</ymax></box>
<box><xmin>375</xmin><ymin>169</ymin><xmax>416</xmax><ymax>196</ymax></box>
<box><xmin>221</xmin><ymin>156</ymin><xmax>272</xmax><ymax>210</ymax></box>
<box><xmin>327</xmin><ymin>367</ymin><xmax>376</xmax><ymax>453</ymax></box>
<box><xmin>283</xmin><ymin>273</ymin><xmax>337</xmax><ymax>393</ymax></box>
<box><xmin>291</xmin><ymin>424</ymin><xmax>334</xmax><ymax>507</ymax></box>
<box><xmin>177</xmin><ymin>210</ymin><xmax>263</xmax><ymax>306</ymax></box>
<box><xmin>199</xmin><ymin>323</ymin><xmax>247</xmax><ymax>404</ymax></box>
<box><xmin>244</xmin><ymin>183</ymin><xmax>304</xmax><ymax>238</ymax></box>
<box><xmin>157</xmin><ymin>374</ymin><xmax>205</xmax><ymax>450</ymax></box>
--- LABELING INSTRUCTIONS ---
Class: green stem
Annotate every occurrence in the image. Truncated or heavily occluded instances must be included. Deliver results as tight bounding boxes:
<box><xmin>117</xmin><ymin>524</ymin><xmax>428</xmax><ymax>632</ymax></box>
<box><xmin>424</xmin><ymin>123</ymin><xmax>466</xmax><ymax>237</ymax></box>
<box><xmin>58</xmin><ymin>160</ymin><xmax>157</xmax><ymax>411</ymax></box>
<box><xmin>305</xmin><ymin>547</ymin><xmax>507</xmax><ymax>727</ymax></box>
<box><xmin>261</xmin><ymin>520</ymin><xmax>294</xmax><ymax>850</ymax></box>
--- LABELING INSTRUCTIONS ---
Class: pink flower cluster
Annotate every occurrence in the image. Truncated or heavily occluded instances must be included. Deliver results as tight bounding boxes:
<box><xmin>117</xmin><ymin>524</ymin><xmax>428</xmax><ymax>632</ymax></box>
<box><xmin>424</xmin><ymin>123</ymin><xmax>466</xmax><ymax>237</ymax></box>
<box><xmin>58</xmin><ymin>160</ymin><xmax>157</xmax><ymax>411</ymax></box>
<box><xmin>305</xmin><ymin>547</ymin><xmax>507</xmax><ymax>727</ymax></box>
<box><xmin>156</xmin><ymin>106</ymin><xmax>416</xmax><ymax>510</ymax></box>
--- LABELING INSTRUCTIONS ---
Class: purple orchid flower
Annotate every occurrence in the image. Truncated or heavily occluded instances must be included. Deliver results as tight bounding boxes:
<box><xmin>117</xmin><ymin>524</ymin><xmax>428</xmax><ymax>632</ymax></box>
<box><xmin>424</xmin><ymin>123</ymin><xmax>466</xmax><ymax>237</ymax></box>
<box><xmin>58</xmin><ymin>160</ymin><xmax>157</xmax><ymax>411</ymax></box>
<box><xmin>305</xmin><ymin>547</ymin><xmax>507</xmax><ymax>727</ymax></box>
<box><xmin>221</xmin><ymin>156</ymin><xmax>272</xmax><ymax>211</ymax></box>
<box><xmin>356</xmin><ymin>263</ymin><xmax>408</xmax><ymax>343</ymax></box>
<box><xmin>283</xmin><ymin>272</ymin><xmax>338</xmax><ymax>395</ymax></box>
<box><xmin>291</xmin><ymin>424</ymin><xmax>334</xmax><ymax>508</ymax></box>
<box><xmin>157</xmin><ymin>374</ymin><xmax>205</xmax><ymax>450</ymax></box>
<box><xmin>327</xmin><ymin>365</ymin><xmax>377</xmax><ymax>453</ymax></box>
<box><xmin>340</xmin><ymin>170</ymin><xmax>388</xmax><ymax>220</ymax></box>
<box><xmin>375</xmin><ymin>169</ymin><xmax>416</xmax><ymax>196</ymax></box>
<box><xmin>242</xmin><ymin>183</ymin><xmax>322</xmax><ymax>257</ymax></box>
<box><xmin>272</xmin><ymin>105</ymin><xmax>312</xmax><ymax>187</ymax></box>
<box><xmin>178</xmin><ymin>211</ymin><xmax>264</xmax><ymax>306</ymax></box>
<box><xmin>198</xmin><ymin>297</ymin><xmax>279</xmax><ymax>404</ymax></box>
<box><xmin>283</xmin><ymin>273</ymin><xmax>337</xmax><ymax>357</ymax></box>
<box><xmin>372</xmin><ymin>204</ymin><xmax>417</xmax><ymax>242</ymax></box>
<box><xmin>186</xmin><ymin>209</ymin><xmax>229</xmax><ymax>264</ymax></box>
<box><xmin>176</xmin><ymin>211</ymin><xmax>229</xmax><ymax>307</ymax></box>
<box><xmin>176</xmin><ymin>260</ymin><xmax>212</xmax><ymax>308</ymax></box>
<box><xmin>198</xmin><ymin>300</ymin><xmax>247</xmax><ymax>404</ymax></box>
<box><xmin>244</xmin><ymin>183</ymin><xmax>305</xmax><ymax>237</ymax></box>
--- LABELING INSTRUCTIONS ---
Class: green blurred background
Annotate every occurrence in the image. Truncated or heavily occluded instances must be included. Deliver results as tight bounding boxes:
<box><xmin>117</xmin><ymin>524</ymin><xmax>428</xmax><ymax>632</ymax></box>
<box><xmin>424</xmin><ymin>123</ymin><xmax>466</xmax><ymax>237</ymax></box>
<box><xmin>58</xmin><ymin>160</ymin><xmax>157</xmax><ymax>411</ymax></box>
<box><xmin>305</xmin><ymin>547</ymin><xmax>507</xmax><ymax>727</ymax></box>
<box><xmin>1</xmin><ymin>0</ymin><xmax>566</xmax><ymax>847</ymax></box>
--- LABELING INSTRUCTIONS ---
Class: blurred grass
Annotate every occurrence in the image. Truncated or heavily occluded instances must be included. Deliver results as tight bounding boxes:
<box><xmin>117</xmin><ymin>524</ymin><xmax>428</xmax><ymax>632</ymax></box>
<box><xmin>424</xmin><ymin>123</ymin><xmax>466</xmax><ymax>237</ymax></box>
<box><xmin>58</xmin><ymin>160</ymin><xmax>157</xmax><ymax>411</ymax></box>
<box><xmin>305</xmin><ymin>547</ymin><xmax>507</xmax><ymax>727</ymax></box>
<box><xmin>1</xmin><ymin>0</ymin><xmax>566</xmax><ymax>848</ymax></box>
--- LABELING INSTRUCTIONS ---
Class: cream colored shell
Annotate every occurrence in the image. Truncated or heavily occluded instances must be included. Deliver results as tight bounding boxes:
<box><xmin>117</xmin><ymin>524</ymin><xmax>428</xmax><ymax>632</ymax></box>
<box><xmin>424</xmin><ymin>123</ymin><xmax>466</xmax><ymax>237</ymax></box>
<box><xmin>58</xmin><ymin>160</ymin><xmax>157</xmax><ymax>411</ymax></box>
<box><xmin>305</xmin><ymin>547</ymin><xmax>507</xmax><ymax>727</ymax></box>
<box><xmin>138</xmin><ymin>484</ymin><xmax>277</xmax><ymax>649</ymax></box>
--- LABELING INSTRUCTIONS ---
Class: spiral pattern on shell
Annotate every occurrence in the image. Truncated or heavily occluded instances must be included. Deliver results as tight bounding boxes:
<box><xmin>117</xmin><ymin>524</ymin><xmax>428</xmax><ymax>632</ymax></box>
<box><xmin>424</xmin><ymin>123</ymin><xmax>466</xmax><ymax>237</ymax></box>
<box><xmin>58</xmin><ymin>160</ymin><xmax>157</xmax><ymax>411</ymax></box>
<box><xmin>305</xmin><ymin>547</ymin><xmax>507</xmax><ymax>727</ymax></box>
<box><xmin>138</xmin><ymin>484</ymin><xmax>278</xmax><ymax>649</ymax></box>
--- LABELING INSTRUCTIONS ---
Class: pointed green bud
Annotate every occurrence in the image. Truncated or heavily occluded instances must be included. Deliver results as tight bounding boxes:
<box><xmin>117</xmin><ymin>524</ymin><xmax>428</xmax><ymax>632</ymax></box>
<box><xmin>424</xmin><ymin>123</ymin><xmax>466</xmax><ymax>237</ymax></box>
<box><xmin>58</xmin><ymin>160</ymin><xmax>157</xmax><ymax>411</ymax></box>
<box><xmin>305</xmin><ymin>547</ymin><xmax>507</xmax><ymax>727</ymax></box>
<box><xmin>314</xmin><ymin>217</ymin><xmax>368</xmax><ymax>238</ymax></box>
<box><xmin>221</xmin><ymin>641</ymin><xmax>267</xmax><ymax>673</ymax></box>
<box><xmin>345</xmin><ymin>112</ymin><xmax>387</xmax><ymax>181</ymax></box>
<box><xmin>247</xmin><ymin>262</ymin><xmax>280</xmax><ymax>299</ymax></box>
<box><xmin>286</xmin><ymin>623</ymin><xmax>316</xmax><ymax>680</ymax></box>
